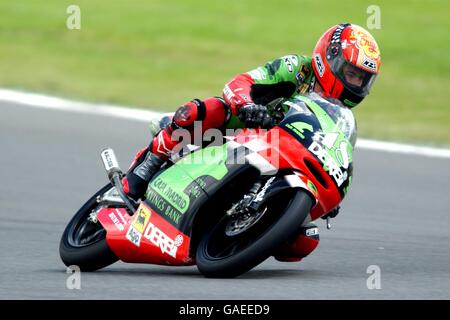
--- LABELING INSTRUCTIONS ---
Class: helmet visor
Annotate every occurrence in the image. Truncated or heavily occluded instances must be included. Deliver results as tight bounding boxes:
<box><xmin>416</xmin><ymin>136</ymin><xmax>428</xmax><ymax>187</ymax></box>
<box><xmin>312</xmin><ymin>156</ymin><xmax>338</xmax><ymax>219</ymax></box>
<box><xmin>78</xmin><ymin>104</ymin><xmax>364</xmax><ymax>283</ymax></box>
<box><xmin>329</xmin><ymin>57</ymin><xmax>377</xmax><ymax>97</ymax></box>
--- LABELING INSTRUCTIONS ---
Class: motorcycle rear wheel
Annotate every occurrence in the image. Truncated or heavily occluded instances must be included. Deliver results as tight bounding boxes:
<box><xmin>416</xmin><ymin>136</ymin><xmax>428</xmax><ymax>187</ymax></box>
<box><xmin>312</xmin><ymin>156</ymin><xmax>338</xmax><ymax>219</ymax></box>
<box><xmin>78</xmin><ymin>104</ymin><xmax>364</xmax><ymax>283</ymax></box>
<box><xmin>59</xmin><ymin>184</ymin><xmax>119</xmax><ymax>271</ymax></box>
<box><xmin>196</xmin><ymin>189</ymin><xmax>313</xmax><ymax>278</ymax></box>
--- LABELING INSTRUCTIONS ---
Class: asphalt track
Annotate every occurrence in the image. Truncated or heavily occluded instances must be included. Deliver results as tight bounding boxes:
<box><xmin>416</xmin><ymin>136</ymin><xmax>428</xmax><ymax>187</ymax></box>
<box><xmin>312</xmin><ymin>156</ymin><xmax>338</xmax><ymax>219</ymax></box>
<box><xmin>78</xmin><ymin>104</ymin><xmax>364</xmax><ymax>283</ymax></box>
<box><xmin>1</xmin><ymin>101</ymin><xmax>449</xmax><ymax>300</ymax></box>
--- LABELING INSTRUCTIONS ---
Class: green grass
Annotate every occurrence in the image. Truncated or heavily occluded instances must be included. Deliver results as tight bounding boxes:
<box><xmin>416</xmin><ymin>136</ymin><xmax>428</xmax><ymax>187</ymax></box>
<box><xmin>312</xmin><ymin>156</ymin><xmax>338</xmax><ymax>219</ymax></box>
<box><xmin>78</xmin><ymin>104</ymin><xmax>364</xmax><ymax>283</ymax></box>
<box><xmin>0</xmin><ymin>0</ymin><xmax>449</xmax><ymax>146</ymax></box>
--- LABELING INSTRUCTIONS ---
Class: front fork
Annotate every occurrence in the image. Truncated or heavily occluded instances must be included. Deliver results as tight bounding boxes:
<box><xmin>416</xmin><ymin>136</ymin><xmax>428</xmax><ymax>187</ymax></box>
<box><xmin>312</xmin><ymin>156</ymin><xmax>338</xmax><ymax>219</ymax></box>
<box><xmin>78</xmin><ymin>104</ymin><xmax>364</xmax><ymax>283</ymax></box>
<box><xmin>227</xmin><ymin>171</ymin><xmax>319</xmax><ymax>219</ymax></box>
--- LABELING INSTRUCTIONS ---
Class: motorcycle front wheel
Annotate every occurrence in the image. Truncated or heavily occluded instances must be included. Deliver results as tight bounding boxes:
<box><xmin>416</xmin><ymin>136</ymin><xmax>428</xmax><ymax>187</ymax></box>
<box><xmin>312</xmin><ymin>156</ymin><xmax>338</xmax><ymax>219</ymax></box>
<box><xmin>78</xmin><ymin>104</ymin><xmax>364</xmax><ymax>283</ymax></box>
<box><xmin>59</xmin><ymin>184</ymin><xmax>119</xmax><ymax>271</ymax></box>
<box><xmin>196</xmin><ymin>189</ymin><xmax>313</xmax><ymax>278</ymax></box>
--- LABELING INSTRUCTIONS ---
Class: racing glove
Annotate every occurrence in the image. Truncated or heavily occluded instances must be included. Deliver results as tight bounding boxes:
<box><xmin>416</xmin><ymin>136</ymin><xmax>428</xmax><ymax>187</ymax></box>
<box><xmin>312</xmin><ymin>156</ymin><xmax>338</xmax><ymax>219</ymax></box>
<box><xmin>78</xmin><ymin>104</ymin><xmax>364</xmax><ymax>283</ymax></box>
<box><xmin>238</xmin><ymin>103</ymin><xmax>275</xmax><ymax>128</ymax></box>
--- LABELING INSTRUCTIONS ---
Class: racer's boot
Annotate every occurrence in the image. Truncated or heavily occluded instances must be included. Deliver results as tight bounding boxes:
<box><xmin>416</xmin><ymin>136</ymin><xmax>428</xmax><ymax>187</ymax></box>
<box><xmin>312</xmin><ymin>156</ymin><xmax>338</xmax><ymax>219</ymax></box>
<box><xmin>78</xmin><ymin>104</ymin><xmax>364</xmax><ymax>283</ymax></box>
<box><xmin>122</xmin><ymin>97</ymin><xmax>229</xmax><ymax>201</ymax></box>
<box><xmin>273</xmin><ymin>222</ymin><xmax>320</xmax><ymax>262</ymax></box>
<box><xmin>121</xmin><ymin>144</ymin><xmax>166</xmax><ymax>201</ymax></box>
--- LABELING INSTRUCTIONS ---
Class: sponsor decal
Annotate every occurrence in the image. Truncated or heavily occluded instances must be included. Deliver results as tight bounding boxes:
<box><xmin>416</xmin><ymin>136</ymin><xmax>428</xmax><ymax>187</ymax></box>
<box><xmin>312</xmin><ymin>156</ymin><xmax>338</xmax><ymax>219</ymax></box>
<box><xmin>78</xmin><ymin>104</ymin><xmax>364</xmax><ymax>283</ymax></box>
<box><xmin>286</xmin><ymin>121</ymin><xmax>313</xmax><ymax>139</ymax></box>
<box><xmin>151</xmin><ymin>177</ymin><xmax>189</xmax><ymax>213</ymax></box>
<box><xmin>126</xmin><ymin>226</ymin><xmax>142</xmax><ymax>247</ymax></box>
<box><xmin>132</xmin><ymin>206</ymin><xmax>151</xmax><ymax>233</ymax></box>
<box><xmin>187</xmin><ymin>184</ymin><xmax>202</xmax><ymax>199</ymax></box>
<box><xmin>308</xmin><ymin>132</ymin><xmax>352</xmax><ymax>187</ymax></box>
<box><xmin>308</xmin><ymin>140</ymin><xmax>346</xmax><ymax>187</ymax></box>
<box><xmin>143</xmin><ymin>221</ymin><xmax>183</xmax><ymax>258</ymax></box>
<box><xmin>174</xmin><ymin>235</ymin><xmax>184</xmax><ymax>247</ymax></box>
<box><xmin>164</xmin><ymin>206</ymin><xmax>182</xmax><ymax>225</ymax></box>
<box><xmin>305</xmin><ymin>227</ymin><xmax>319</xmax><ymax>237</ymax></box>
<box><xmin>348</xmin><ymin>26</ymin><xmax>380</xmax><ymax>69</ymax></box>
<box><xmin>313</xmin><ymin>54</ymin><xmax>325</xmax><ymax>77</ymax></box>
<box><xmin>100</xmin><ymin>149</ymin><xmax>118</xmax><ymax>171</ymax></box>
<box><xmin>126</xmin><ymin>205</ymin><xmax>151</xmax><ymax>247</ymax></box>
<box><xmin>194</xmin><ymin>177</ymin><xmax>207</xmax><ymax>189</ymax></box>
<box><xmin>146</xmin><ymin>188</ymin><xmax>183</xmax><ymax>225</ymax></box>
<box><xmin>108</xmin><ymin>209</ymin><xmax>125</xmax><ymax>231</ymax></box>
<box><xmin>362</xmin><ymin>57</ymin><xmax>377</xmax><ymax>71</ymax></box>
<box><xmin>356</xmin><ymin>31</ymin><xmax>379</xmax><ymax>60</ymax></box>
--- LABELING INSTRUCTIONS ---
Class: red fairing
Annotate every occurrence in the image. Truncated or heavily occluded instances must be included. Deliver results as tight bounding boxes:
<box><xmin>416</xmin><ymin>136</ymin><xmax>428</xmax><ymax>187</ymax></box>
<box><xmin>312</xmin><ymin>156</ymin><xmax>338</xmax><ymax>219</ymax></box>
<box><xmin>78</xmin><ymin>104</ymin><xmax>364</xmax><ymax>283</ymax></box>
<box><xmin>274</xmin><ymin>232</ymin><xmax>320</xmax><ymax>262</ymax></box>
<box><xmin>234</xmin><ymin>127</ymin><xmax>342</xmax><ymax>219</ymax></box>
<box><xmin>97</xmin><ymin>204</ymin><xmax>194</xmax><ymax>266</ymax></box>
<box><xmin>223</xmin><ymin>73</ymin><xmax>255</xmax><ymax>114</ymax></box>
<box><xmin>276</xmin><ymin>128</ymin><xmax>342</xmax><ymax>219</ymax></box>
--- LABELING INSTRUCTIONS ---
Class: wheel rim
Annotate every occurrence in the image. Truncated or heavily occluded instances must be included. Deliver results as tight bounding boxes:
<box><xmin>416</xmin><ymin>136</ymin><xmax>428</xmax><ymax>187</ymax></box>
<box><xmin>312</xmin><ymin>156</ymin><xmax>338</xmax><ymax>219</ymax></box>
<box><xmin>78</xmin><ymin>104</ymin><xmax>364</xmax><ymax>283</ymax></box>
<box><xmin>225</xmin><ymin>208</ymin><xmax>267</xmax><ymax>236</ymax></box>
<box><xmin>203</xmin><ymin>195</ymin><xmax>293</xmax><ymax>260</ymax></box>
<box><xmin>67</xmin><ymin>186</ymin><xmax>116</xmax><ymax>248</ymax></box>
<box><xmin>70</xmin><ymin>216</ymin><xmax>106</xmax><ymax>247</ymax></box>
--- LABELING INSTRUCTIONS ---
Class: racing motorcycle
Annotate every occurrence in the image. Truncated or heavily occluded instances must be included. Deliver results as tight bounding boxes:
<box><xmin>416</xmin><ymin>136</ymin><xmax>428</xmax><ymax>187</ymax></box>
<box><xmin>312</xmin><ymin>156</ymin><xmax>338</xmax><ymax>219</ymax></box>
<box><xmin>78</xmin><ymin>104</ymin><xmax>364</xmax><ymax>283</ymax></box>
<box><xmin>59</xmin><ymin>93</ymin><xmax>356</xmax><ymax>278</ymax></box>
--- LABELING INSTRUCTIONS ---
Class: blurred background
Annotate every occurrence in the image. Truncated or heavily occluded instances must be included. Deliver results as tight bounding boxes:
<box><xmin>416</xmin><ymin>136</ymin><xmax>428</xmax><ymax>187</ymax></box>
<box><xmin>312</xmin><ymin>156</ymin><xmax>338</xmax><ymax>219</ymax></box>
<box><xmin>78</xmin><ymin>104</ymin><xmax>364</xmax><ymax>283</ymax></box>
<box><xmin>0</xmin><ymin>0</ymin><xmax>449</xmax><ymax>146</ymax></box>
<box><xmin>1</xmin><ymin>1</ymin><xmax>450</xmax><ymax>300</ymax></box>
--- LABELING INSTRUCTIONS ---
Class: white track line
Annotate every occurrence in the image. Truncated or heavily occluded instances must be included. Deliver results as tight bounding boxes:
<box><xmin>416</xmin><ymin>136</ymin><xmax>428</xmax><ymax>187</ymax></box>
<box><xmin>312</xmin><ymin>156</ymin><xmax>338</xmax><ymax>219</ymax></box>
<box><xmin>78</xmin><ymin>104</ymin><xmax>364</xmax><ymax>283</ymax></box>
<box><xmin>356</xmin><ymin>139</ymin><xmax>450</xmax><ymax>159</ymax></box>
<box><xmin>1</xmin><ymin>89</ymin><xmax>449</xmax><ymax>159</ymax></box>
<box><xmin>0</xmin><ymin>89</ymin><xmax>160</xmax><ymax>122</ymax></box>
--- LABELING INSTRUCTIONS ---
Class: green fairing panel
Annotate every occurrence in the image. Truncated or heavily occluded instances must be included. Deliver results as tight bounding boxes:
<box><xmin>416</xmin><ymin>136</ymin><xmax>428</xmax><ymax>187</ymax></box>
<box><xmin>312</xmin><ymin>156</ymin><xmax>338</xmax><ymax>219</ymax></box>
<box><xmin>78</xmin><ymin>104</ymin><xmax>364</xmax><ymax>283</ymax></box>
<box><xmin>280</xmin><ymin>93</ymin><xmax>355</xmax><ymax>196</ymax></box>
<box><xmin>144</xmin><ymin>145</ymin><xmax>231</xmax><ymax>226</ymax></box>
<box><xmin>147</xmin><ymin>145</ymin><xmax>228</xmax><ymax>204</ymax></box>
<box><xmin>174</xmin><ymin>145</ymin><xmax>229</xmax><ymax>182</ymax></box>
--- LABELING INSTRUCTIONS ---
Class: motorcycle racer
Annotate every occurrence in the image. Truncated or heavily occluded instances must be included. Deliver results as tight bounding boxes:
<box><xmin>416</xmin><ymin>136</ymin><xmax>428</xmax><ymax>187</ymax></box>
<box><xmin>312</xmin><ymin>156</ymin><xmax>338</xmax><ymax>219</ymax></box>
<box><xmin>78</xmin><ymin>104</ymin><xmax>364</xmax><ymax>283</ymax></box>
<box><xmin>122</xmin><ymin>23</ymin><xmax>381</xmax><ymax>262</ymax></box>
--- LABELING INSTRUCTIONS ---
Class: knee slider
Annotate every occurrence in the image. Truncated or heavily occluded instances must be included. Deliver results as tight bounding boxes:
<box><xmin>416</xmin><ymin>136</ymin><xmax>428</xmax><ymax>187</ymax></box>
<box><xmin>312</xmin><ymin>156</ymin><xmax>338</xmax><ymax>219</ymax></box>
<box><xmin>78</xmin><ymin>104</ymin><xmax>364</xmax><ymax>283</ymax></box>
<box><xmin>172</xmin><ymin>99</ymin><xmax>206</xmax><ymax>129</ymax></box>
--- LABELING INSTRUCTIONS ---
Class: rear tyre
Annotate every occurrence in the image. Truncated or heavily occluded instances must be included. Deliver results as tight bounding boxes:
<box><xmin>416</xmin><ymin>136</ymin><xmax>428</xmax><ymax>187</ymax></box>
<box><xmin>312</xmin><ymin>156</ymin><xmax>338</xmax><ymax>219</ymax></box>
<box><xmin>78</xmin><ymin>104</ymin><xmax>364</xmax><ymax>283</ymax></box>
<box><xmin>196</xmin><ymin>190</ymin><xmax>313</xmax><ymax>278</ymax></box>
<box><xmin>59</xmin><ymin>184</ymin><xmax>119</xmax><ymax>271</ymax></box>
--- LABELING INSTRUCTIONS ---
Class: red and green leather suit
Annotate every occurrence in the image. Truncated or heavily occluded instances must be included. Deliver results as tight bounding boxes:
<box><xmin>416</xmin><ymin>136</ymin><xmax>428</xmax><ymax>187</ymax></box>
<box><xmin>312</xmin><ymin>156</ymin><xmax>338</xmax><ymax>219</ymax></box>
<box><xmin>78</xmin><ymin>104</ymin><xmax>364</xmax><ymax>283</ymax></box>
<box><xmin>151</xmin><ymin>54</ymin><xmax>315</xmax><ymax>158</ymax></box>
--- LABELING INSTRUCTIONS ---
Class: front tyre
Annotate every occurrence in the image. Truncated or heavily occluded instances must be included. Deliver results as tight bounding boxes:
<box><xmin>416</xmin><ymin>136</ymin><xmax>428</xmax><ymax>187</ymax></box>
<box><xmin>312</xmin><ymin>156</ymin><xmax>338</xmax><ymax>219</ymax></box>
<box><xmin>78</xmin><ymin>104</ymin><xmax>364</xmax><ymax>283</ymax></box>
<box><xmin>196</xmin><ymin>190</ymin><xmax>313</xmax><ymax>278</ymax></box>
<box><xmin>59</xmin><ymin>184</ymin><xmax>118</xmax><ymax>271</ymax></box>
